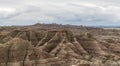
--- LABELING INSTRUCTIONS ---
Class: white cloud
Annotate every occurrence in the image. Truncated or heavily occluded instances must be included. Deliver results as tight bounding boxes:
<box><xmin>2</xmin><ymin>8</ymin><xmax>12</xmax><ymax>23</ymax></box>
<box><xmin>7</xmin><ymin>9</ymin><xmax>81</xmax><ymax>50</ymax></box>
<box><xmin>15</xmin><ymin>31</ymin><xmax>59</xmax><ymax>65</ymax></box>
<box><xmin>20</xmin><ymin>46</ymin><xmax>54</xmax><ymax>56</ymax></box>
<box><xmin>0</xmin><ymin>7</ymin><xmax>16</xmax><ymax>19</ymax></box>
<box><xmin>0</xmin><ymin>0</ymin><xmax>120</xmax><ymax>26</ymax></box>
<box><xmin>0</xmin><ymin>7</ymin><xmax>15</xmax><ymax>12</ymax></box>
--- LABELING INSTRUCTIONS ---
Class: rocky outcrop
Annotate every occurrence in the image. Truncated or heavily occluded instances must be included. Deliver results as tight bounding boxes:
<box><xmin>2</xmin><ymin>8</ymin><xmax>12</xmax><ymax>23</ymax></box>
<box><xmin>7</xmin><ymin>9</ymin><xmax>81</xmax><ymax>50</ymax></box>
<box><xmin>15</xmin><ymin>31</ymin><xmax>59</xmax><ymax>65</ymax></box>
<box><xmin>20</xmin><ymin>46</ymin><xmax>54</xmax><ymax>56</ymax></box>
<box><xmin>0</xmin><ymin>29</ymin><xmax>119</xmax><ymax>66</ymax></box>
<box><xmin>8</xmin><ymin>29</ymin><xmax>45</xmax><ymax>46</ymax></box>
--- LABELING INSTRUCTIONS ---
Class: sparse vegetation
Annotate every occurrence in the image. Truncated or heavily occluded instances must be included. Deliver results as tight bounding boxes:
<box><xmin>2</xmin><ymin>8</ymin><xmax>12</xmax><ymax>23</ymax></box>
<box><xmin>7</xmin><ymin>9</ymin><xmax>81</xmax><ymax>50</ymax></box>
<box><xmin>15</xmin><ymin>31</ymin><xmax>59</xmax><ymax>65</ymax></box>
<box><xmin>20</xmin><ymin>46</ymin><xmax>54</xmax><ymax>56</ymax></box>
<box><xmin>0</xmin><ymin>23</ymin><xmax>120</xmax><ymax>66</ymax></box>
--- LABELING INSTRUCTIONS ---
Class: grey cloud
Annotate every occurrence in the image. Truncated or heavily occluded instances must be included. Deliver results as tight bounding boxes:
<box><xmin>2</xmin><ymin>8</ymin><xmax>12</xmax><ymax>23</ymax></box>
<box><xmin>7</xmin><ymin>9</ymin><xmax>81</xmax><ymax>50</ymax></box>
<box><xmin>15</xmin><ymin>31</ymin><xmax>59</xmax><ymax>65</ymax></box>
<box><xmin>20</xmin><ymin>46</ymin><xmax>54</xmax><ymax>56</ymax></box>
<box><xmin>0</xmin><ymin>0</ymin><xmax>120</xmax><ymax>26</ymax></box>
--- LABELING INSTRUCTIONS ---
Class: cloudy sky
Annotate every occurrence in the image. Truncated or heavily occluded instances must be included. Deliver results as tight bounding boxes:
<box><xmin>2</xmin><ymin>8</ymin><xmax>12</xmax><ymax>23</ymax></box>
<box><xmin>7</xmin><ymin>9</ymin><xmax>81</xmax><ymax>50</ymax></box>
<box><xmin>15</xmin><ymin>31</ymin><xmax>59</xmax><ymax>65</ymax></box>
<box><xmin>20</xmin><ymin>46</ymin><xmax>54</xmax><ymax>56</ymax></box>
<box><xmin>0</xmin><ymin>0</ymin><xmax>120</xmax><ymax>26</ymax></box>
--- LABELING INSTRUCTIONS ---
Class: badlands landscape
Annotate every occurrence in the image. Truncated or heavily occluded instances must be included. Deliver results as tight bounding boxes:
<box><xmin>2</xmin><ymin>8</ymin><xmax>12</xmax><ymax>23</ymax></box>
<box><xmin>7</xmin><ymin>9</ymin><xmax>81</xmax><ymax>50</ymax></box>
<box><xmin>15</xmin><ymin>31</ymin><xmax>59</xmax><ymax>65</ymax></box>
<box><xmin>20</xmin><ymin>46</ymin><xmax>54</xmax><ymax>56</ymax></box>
<box><xmin>0</xmin><ymin>23</ymin><xmax>120</xmax><ymax>66</ymax></box>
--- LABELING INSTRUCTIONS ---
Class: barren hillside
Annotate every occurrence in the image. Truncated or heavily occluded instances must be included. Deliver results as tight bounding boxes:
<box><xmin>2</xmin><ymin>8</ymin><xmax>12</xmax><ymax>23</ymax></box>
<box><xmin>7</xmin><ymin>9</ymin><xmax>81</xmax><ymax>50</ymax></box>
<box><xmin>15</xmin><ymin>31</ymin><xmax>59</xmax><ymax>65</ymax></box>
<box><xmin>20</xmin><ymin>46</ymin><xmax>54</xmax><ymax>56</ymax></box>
<box><xmin>0</xmin><ymin>24</ymin><xmax>120</xmax><ymax>66</ymax></box>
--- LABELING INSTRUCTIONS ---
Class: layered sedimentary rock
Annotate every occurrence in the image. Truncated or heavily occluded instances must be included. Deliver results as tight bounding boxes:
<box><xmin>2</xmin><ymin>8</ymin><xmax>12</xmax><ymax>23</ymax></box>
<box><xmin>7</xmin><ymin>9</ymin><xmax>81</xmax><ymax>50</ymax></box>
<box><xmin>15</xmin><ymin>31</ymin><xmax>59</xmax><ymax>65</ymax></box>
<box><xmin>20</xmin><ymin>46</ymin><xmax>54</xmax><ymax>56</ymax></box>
<box><xmin>0</xmin><ymin>29</ymin><xmax>120</xmax><ymax>66</ymax></box>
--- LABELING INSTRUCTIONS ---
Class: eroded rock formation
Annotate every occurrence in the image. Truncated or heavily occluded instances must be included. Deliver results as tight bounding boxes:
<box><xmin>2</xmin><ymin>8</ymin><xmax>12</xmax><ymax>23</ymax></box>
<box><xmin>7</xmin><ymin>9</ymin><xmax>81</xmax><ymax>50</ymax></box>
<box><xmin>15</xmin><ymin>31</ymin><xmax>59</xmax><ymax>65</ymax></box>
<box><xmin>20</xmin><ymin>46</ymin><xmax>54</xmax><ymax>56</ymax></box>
<box><xmin>0</xmin><ymin>29</ymin><xmax>119</xmax><ymax>66</ymax></box>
